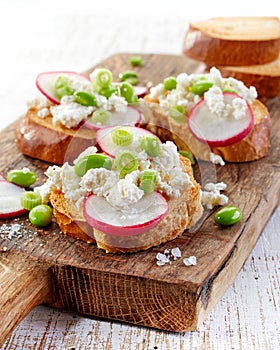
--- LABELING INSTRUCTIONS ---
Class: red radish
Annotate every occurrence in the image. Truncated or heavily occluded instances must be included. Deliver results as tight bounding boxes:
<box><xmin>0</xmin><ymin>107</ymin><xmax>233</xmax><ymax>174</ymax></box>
<box><xmin>188</xmin><ymin>92</ymin><xmax>254</xmax><ymax>148</ymax></box>
<box><xmin>84</xmin><ymin>192</ymin><xmax>168</xmax><ymax>236</ymax></box>
<box><xmin>36</xmin><ymin>71</ymin><xmax>90</xmax><ymax>105</ymax></box>
<box><xmin>96</xmin><ymin>126</ymin><xmax>161</xmax><ymax>157</ymax></box>
<box><xmin>134</xmin><ymin>85</ymin><xmax>149</xmax><ymax>98</ymax></box>
<box><xmin>0</xmin><ymin>180</ymin><xmax>27</xmax><ymax>218</ymax></box>
<box><xmin>0</xmin><ymin>173</ymin><xmax>5</xmax><ymax>181</ymax></box>
<box><xmin>83</xmin><ymin>106</ymin><xmax>141</xmax><ymax>130</ymax></box>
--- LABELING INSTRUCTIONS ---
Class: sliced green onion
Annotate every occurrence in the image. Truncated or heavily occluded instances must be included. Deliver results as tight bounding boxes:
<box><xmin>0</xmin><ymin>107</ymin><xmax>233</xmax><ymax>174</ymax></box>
<box><xmin>129</xmin><ymin>55</ymin><xmax>143</xmax><ymax>66</ymax></box>
<box><xmin>92</xmin><ymin>68</ymin><xmax>113</xmax><ymax>89</ymax></box>
<box><xmin>75</xmin><ymin>154</ymin><xmax>113</xmax><ymax>177</ymax></box>
<box><xmin>189</xmin><ymin>80</ymin><xmax>214</xmax><ymax>96</ymax></box>
<box><xmin>168</xmin><ymin>105</ymin><xmax>187</xmax><ymax>124</ymax></box>
<box><xmin>55</xmin><ymin>75</ymin><xmax>74</xmax><ymax>99</ymax></box>
<box><xmin>163</xmin><ymin>77</ymin><xmax>177</xmax><ymax>91</ymax></box>
<box><xmin>140</xmin><ymin>135</ymin><xmax>160</xmax><ymax>157</ymax></box>
<box><xmin>20</xmin><ymin>191</ymin><xmax>42</xmax><ymax>210</ymax></box>
<box><xmin>73</xmin><ymin>91</ymin><xmax>97</xmax><ymax>106</ymax></box>
<box><xmin>120</xmin><ymin>81</ymin><xmax>138</xmax><ymax>104</ymax></box>
<box><xmin>139</xmin><ymin>170</ymin><xmax>158</xmax><ymax>194</ymax></box>
<box><xmin>114</xmin><ymin>151</ymin><xmax>139</xmax><ymax>178</ymax></box>
<box><xmin>179</xmin><ymin>150</ymin><xmax>195</xmax><ymax>165</ymax></box>
<box><xmin>111</xmin><ymin>128</ymin><xmax>134</xmax><ymax>146</ymax></box>
<box><xmin>90</xmin><ymin>110</ymin><xmax>112</xmax><ymax>125</ymax></box>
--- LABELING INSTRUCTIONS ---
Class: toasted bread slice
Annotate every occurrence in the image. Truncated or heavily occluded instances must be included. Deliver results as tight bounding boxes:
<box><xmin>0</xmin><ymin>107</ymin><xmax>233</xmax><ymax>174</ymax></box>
<box><xmin>143</xmin><ymin>97</ymin><xmax>271</xmax><ymax>163</ymax></box>
<box><xmin>216</xmin><ymin>55</ymin><xmax>280</xmax><ymax>98</ymax></box>
<box><xmin>49</xmin><ymin>156</ymin><xmax>203</xmax><ymax>253</ymax></box>
<box><xmin>183</xmin><ymin>17</ymin><xmax>280</xmax><ymax>66</ymax></box>
<box><xmin>16</xmin><ymin>107</ymin><xmax>97</xmax><ymax>164</ymax></box>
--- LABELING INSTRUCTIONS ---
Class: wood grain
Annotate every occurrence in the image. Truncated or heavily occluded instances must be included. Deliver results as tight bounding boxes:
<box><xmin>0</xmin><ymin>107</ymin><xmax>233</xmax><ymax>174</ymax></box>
<box><xmin>0</xmin><ymin>54</ymin><xmax>279</xmax><ymax>346</ymax></box>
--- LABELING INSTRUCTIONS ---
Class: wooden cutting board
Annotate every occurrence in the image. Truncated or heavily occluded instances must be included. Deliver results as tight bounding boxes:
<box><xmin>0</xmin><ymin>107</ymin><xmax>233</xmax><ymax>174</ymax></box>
<box><xmin>0</xmin><ymin>53</ymin><xmax>279</xmax><ymax>346</ymax></box>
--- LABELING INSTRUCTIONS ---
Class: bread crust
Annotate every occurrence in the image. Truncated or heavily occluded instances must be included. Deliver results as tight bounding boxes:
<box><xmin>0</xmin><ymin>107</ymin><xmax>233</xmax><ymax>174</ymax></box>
<box><xmin>183</xmin><ymin>17</ymin><xmax>280</xmax><ymax>66</ymax></box>
<box><xmin>49</xmin><ymin>156</ymin><xmax>203</xmax><ymax>253</ymax></box>
<box><xmin>16</xmin><ymin>108</ymin><xmax>97</xmax><ymax>164</ymax></box>
<box><xmin>143</xmin><ymin>98</ymin><xmax>271</xmax><ymax>163</ymax></box>
<box><xmin>183</xmin><ymin>28</ymin><xmax>280</xmax><ymax>66</ymax></box>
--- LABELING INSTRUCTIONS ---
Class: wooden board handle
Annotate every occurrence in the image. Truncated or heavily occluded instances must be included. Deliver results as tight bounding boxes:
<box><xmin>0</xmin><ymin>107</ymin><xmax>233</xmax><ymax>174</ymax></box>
<box><xmin>0</xmin><ymin>252</ymin><xmax>53</xmax><ymax>346</ymax></box>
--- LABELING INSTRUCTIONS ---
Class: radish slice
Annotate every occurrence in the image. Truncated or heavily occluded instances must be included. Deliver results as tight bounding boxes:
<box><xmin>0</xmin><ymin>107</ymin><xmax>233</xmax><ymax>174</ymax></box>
<box><xmin>83</xmin><ymin>106</ymin><xmax>141</xmax><ymax>130</ymax></box>
<box><xmin>0</xmin><ymin>181</ymin><xmax>27</xmax><ymax>218</ymax></box>
<box><xmin>134</xmin><ymin>85</ymin><xmax>149</xmax><ymax>98</ymax></box>
<box><xmin>84</xmin><ymin>192</ymin><xmax>168</xmax><ymax>236</ymax></box>
<box><xmin>188</xmin><ymin>92</ymin><xmax>254</xmax><ymax>148</ymax></box>
<box><xmin>96</xmin><ymin>126</ymin><xmax>161</xmax><ymax>157</ymax></box>
<box><xmin>36</xmin><ymin>71</ymin><xmax>90</xmax><ymax>105</ymax></box>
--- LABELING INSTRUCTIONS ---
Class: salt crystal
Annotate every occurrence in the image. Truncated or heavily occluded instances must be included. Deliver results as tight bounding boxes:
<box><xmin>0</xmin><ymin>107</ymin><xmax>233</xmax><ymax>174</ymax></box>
<box><xmin>156</xmin><ymin>252</ymin><xmax>170</xmax><ymax>264</ymax></box>
<box><xmin>183</xmin><ymin>256</ymin><xmax>197</xmax><ymax>266</ymax></box>
<box><xmin>171</xmin><ymin>247</ymin><xmax>181</xmax><ymax>259</ymax></box>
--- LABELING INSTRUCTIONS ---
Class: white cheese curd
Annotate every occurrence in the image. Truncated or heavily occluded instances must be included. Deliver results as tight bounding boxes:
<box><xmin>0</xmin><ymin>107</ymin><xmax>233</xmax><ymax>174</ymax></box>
<box><xmin>50</xmin><ymin>97</ymin><xmax>94</xmax><ymax>128</ymax></box>
<box><xmin>27</xmin><ymin>95</ymin><xmax>50</xmax><ymax>109</ymax></box>
<box><xmin>80</xmin><ymin>168</ymin><xmax>119</xmax><ymax>197</ymax></box>
<box><xmin>107</xmin><ymin>94</ymin><xmax>128</xmax><ymax>112</ymax></box>
<box><xmin>200</xmin><ymin>181</ymin><xmax>228</xmax><ymax>209</ymax></box>
<box><xmin>232</xmin><ymin>97</ymin><xmax>248</xmax><ymax>120</ymax></box>
<box><xmin>204</xmin><ymin>86</ymin><xmax>228</xmax><ymax>118</ymax></box>
<box><xmin>106</xmin><ymin>171</ymin><xmax>144</xmax><ymax>210</ymax></box>
<box><xmin>151</xmin><ymin>141</ymin><xmax>193</xmax><ymax>197</ymax></box>
<box><xmin>34</xmin><ymin>179</ymin><xmax>54</xmax><ymax>204</ymax></box>
<box><xmin>37</xmin><ymin>107</ymin><xmax>50</xmax><ymax>118</ymax></box>
<box><xmin>210</xmin><ymin>152</ymin><xmax>225</xmax><ymax>166</ymax></box>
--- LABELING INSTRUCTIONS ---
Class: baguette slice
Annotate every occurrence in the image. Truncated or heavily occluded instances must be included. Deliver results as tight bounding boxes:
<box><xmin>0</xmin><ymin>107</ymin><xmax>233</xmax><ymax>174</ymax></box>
<box><xmin>216</xmin><ymin>55</ymin><xmax>280</xmax><ymax>98</ymax></box>
<box><xmin>16</xmin><ymin>107</ymin><xmax>97</xmax><ymax>164</ymax></box>
<box><xmin>183</xmin><ymin>17</ymin><xmax>280</xmax><ymax>66</ymax></box>
<box><xmin>49</xmin><ymin>156</ymin><xmax>203</xmax><ymax>253</ymax></box>
<box><xmin>143</xmin><ymin>98</ymin><xmax>271</xmax><ymax>163</ymax></box>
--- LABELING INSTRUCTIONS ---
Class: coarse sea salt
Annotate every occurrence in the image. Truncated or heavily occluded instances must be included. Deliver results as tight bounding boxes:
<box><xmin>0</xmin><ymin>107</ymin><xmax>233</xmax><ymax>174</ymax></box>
<box><xmin>156</xmin><ymin>247</ymin><xmax>197</xmax><ymax>267</ymax></box>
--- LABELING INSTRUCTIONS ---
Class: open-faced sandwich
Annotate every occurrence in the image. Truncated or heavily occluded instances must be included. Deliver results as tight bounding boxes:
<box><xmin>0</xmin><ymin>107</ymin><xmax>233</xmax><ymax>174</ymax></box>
<box><xmin>34</xmin><ymin>126</ymin><xmax>203</xmax><ymax>253</ymax></box>
<box><xmin>143</xmin><ymin>67</ymin><xmax>271</xmax><ymax>162</ymax></box>
<box><xmin>16</xmin><ymin>69</ymin><xmax>141</xmax><ymax>164</ymax></box>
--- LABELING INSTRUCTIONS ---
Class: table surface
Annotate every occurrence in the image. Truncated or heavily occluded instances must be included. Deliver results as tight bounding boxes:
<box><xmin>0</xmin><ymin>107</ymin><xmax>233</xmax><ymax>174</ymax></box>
<box><xmin>0</xmin><ymin>1</ymin><xmax>279</xmax><ymax>349</ymax></box>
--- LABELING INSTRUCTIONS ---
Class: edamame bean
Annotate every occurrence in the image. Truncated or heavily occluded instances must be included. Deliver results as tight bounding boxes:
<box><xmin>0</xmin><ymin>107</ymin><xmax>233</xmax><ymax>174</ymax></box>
<box><xmin>73</xmin><ymin>91</ymin><xmax>97</xmax><ymax>106</ymax></box>
<box><xmin>214</xmin><ymin>206</ymin><xmax>242</xmax><ymax>226</ymax></box>
<box><xmin>7</xmin><ymin>169</ymin><xmax>37</xmax><ymax>187</ymax></box>
<box><xmin>129</xmin><ymin>56</ymin><xmax>143</xmax><ymax>66</ymax></box>
<box><xmin>163</xmin><ymin>77</ymin><xmax>177</xmax><ymax>90</ymax></box>
<box><xmin>120</xmin><ymin>81</ymin><xmax>138</xmax><ymax>103</ymax></box>
<box><xmin>75</xmin><ymin>154</ymin><xmax>113</xmax><ymax>177</ymax></box>
<box><xmin>190</xmin><ymin>81</ymin><xmax>214</xmax><ymax>96</ymax></box>
<box><xmin>29</xmin><ymin>204</ymin><xmax>53</xmax><ymax>227</ymax></box>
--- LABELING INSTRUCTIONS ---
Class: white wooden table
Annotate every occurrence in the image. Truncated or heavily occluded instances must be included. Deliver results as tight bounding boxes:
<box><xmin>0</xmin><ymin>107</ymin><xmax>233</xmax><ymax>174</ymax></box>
<box><xmin>0</xmin><ymin>1</ymin><xmax>279</xmax><ymax>349</ymax></box>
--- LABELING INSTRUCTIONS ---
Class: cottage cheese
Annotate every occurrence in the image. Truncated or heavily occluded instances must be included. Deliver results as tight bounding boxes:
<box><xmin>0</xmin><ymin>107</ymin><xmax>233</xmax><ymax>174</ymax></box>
<box><xmin>210</xmin><ymin>152</ymin><xmax>225</xmax><ymax>166</ymax></box>
<box><xmin>201</xmin><ymin>182</ymin><xmax>228</xmax><ymax>209</ymax></box>
<box><xmin>149</xmin><ymin>67</ymin><xmax>257</xmax><ymax>117</ymax></box>
<box><xmin>50</xmin><ymin>100</ymin><xmax>94</xmax><ymax>128</ymax></box>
